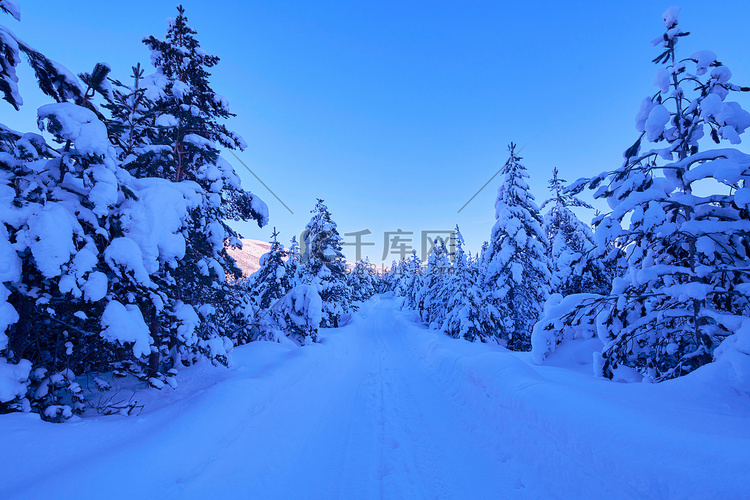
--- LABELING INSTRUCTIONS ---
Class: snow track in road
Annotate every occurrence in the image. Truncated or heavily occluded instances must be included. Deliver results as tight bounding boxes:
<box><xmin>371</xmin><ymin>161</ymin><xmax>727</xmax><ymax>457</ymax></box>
<box><xmin>3</xmin><ymin>294</ymin><xmax>750</xmax><ymax>499</ymax></box>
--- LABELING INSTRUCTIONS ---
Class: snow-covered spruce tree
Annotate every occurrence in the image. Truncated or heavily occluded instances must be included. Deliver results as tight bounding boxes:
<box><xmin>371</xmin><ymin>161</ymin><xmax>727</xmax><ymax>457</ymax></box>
<box><xmin>442</xmin><ymin>227</ymin><xmax>493</xmax><ymax>342</ymax></box>
<box><xmin>372</xmin><ymin>268</ymin><xmax>388</xmax><ymax>294</ymax></box>
<box><xmin>243</xmin><ymin>229</ymin><xmax>293</xmax><ymax>342</ymax></box>
<box><xmin>417</xmin><ymin>237</ymin><xmax>452</xmax><ymax>327</ymax></box>
<box><xmin>542</xmin><ymin>167</ymin><xmax>609</xmax><ymax>296</ymax></box>
<box><xmin>249</xmin><ymin>229</ymin><xmax>291</xmax><ymax>310</ymax></box>
<box><xmin>298</xmin><ymin>199</ymin><xmax>350</xmax><ymax>328</ymax></box>
<box><xmin>103</xmin><ymin>61</ymin><xmax>204</xmax><ymax>382</ymax></box>
<box><xmin>348</xmin><ymin>258</ymin><xmax>377</xmax><ymax>306</ymax></box>
<box><xmin>284</xmin><ymin>235</ymin><xmax>301</xmax><ymax>285</ymax></box>
<box><xmin>398</xmin><ymin>250</ymin><xmax>423</xmax><ymax>310</ymax></box>
<box><xmin>365</xmin><ymin>259</ymin><xmax>380</xmax><ymax>296</ymax></box>
<box><xmin>378</xmin><ymin>260</ymin><xmax>401</xmax><ymax>293</ymax></box>
<box><xmin>1</xmin><ymin>57</ymin><xmax>181</xmax><ymax>419</ymax></box>
<box><xmin>287</xmin><ymin>235</ymin><xmax>300</xmax><ymax>268</ymax></box>
<box><xmin>483</xmin><ymin>143</ymin><xmax>550</xmax><ymax>350</ymax></box>
<box><xmin>250</xmin><ymin>233</ymin><xmax>322</xmax><ymax>345</ymax></box>
<box><xmin>0</xmin><ymin>1</ymin><xmax>177</xmax><ymax>416</ymax></box>
<box><xmin>562</xmin><ymin>7</ymin><xmax>750</xmax><ymax>381</ymax></box>
<box><xmin>10</xmin><ymin>65</ymin><xmax>135</xmax><ymax>420</ymax></box>
<box><xmin>136</xmin><ymin>6</ymin><xmax>268</xmax><ymax>369</ymax></box>
<box><xmin>269</xmin><ymin>284</ymin><xmax>322</xmax><ymax>345</ymax></box>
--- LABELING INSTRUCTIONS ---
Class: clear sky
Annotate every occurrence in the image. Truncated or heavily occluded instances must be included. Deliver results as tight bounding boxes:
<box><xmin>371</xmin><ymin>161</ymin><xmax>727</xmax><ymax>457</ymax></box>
<box><xmin>4</xmin><ymin>1</ymin><xmax>750</xmax><ymax>264</ymax></box>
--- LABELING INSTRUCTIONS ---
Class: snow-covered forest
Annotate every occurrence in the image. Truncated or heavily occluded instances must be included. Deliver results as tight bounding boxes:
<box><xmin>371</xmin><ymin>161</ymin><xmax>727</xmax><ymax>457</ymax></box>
<box><xmin>2</xmin><ymin>2</ymin><xmax>750</xmax><ymax>498</ymax></box>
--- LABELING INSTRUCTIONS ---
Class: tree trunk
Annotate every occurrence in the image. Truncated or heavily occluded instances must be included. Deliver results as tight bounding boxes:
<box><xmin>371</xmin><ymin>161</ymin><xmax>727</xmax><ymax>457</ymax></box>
<box><xmin>147</xmin><ymin>308</ymin><xmax>160</xmax><ymax>378</ymax></box>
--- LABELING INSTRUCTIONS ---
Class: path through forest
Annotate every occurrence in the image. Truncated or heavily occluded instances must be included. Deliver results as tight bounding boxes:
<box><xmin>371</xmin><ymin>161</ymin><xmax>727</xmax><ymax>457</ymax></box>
<box><xmin>3</xmin><ymin>295</ymin><xmax>749</xmax><ymax>499</ymax></box>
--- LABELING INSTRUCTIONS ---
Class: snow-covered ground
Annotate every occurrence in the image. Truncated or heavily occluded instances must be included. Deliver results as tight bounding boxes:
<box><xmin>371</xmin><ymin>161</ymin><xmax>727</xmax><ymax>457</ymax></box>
<box><xmin>2</xmin><ymin>294</ymin><xmax>749</xmax><ymax>499</ymax></box>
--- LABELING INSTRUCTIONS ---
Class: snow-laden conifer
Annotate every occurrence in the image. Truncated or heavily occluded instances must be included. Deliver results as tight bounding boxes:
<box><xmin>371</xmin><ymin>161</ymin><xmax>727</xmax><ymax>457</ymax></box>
<box><xmin>442</xmin><ymin>227</ymin><xmax>492</xmax><ymax>342</ymax></box>
<box><xmin>137</xmin><ymin>6</ymin><xmax>268</xmax><ymax>369</ymax></box>
<box><xmin>398</xmin><ymin>251</ymin><xmax>423</xmax><ymax>310</ymax></box>
<box><xmin>236</xmin><ymin>229</ymin><xmax>293</xmax><ymax>342</ymax></box>
<box><xmin>483</xmin><ymin>143</ymin><xmax>550</xmax><ymax>350</ymax></box>
<box><xmin>104</xmin><ymin>63</ymin><xmax>157</xmax><ymax>176</ymax></box>
<box><xmin>348</xmin><ymin>258</ymin><xmax>377</xmax><ymax>306</ymax></box>
<box><xmin>378</xmin><ymin>260</ymin><xmax>401</xmax><ymax>293</ymax></box>
<box><xmin>542</xmin><ymin>168</ymin><xmax>609</xmax><ymax>296</ymax></box>
<box><xmin>298</xmin><ymin>199</ymin><xmax>351</xmax><ymax>328</ymax></box>
<box><xmin>548</xmin><ymin>8</ymin><xmax>750</xmax><ymax>380</ymax></box>
<box><xmin>417</xmin><ymin>237</ymin><xmax>452</xmax><ymax>328</ymax></box>
<box><xmin>251</xmin><ymin>230</ymin><xmax>291</xmax><ymax>309</ymax></box>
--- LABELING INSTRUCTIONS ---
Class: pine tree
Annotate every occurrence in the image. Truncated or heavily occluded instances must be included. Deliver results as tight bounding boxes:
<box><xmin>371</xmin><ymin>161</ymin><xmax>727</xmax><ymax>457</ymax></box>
<box><xmin>298</xmin><ymin>199</ymin><xmax>350</xmax><ymax>328</ymax></box>
<box><xmin>398</xmin><ymin>250</ymin><xmax>423</xmax><ymax>310</ymax></box>
<box><xmin>382</xmin><ymin>260</ymin><xmax>401</xmax><ymax>293</ymax></box>
<box><xmin>235</xmin><ymin>229</ymin><xmax>293</xmax><ymax>342</ymax></box>
<box><xmin>442</xmin><ymin>226</ymin><xmax>492</xmax><ymax>342</ymax></box>
<box><xmin>348</xmin><ymin>258</ymin><xmax>377</xmax><ymax>305</ymax></box>
<box><xmin>141</xmin><ymin>6</ymin><xmax>246</xmax><ymax>184</ymax></box>
<box><xmin>483</xmin><ymin>143</ymin><xmax>550</xmax><ymax>350</ymax></box>
<box><xmin>417</xmin><ymin>237</ymin><xmax>452</xmax><ymax>327</ymax></box>
<box><xmin>0</xmin><ymin>49</ymin><xmax>178</xmax><ymax>417</ymax></box>
<box><xmin>542</xmin><ymin>167</ymin><xmax>609</xmax><ymax>296</ymax></box>
<box><xmin>250</xmin><ymin>229</ymin><xmax>291</xmax><ymax>310</ymax></box>
<box><xmin>287</xmin><ymin>236</ymin><xmax>301</xmax><ymax>271</ymax></box>
<box><xmin>567</xmin><ymin>7</ymin><xmax>750</xmax><ymax>380</ymax></box>
<box><xmin>270</xmin><ymin>284</ymin><xmax>322</xmax><ymax>345</ymax></box>
<box><xmin>11</xmin><ymin>63</ymin><xmax>145</xmax><ymax>419</ymax></box>
<box><xmin>0</xmin><ymin>2</ymin><xmax>221</xmax><ymax>410</ymax></box>
<box><xmin>0</xmin><ymin>3</ymin><xmax>272</xmax><ymax>419</ymax></box>
<box><xmin>137</xmin><ymin>6</ymin><xmax>268</xmax><ymax>369</ymax></box>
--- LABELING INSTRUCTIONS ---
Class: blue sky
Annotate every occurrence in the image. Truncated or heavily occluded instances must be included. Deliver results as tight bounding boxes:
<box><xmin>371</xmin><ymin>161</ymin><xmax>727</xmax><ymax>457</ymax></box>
<box><xmin>4</xmin><ymin>1</ymin><xmax>750</xmax><ymax>264</ymax></box>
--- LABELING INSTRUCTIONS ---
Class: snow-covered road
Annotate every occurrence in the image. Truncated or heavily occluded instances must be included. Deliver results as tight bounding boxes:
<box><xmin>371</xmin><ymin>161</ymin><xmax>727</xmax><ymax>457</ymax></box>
<box><xmin>3</xmin><ymin>294</ymin><xmax>750</xmax><ymax>499</ymax></box>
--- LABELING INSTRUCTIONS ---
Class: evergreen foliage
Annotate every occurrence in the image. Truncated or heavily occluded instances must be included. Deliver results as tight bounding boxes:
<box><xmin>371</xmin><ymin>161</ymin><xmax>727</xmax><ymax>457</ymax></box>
<box><xmin>483</xmin><ymin>143</ymin><xmax>550</xmax><ymax>350</ymax></box>
<box><xmin>417</xmin><ymin>237</ymin><xmax>452</xmax><ymax>328</ymax></box>
<box><xmin>0</xmin><ymin>3</ymin><xmax>270</xmax><ymax>420</ymax></box>
<box><xmin>398</xmin><ymin>251</ymin><xmax>423</xmax><ymax>311</ymax></box>
<box><xmin>348</xmin><ymin>258</ymin><xmax>377</xmax><ymax>305</ymax></box>
<box><xmin>442</xmin><ymin>227</ymin><xmax>492</xmax><ymax>342</ymax></box>
<box><xmin>133</xmin><ymin>5</ymin><xmax>268</xmax><ymax>373</ymax></box>
<box><xmin>538</xmin><ymin>8</ymin><xmax>750</xmax><ymax>381</ymax></box>
<box><xmin>249</xmin><ymin>229</ymin><xmax>291</xmax><ymax>311</ymax></box>
<box><xmin>299</xmin><ymin>199</ymin><xmax>351</xmax><ymax>328</ymax></box>
<box><xmin>542</xmin><ymin>167</ymin><xmax>609</xmax><ymax>296</ymax></box>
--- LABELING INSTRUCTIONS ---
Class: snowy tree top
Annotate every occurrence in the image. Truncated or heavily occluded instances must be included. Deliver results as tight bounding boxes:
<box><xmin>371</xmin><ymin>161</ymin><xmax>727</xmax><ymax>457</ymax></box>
<box><xmin>662</xmin><ymin>6</ymin><xmax>680</xmax><ymax>30</ymax></box>
<box><xmin>541</xmin><ymin>167</ymin><xmax>592</xmax><ymax>211</ymax></box>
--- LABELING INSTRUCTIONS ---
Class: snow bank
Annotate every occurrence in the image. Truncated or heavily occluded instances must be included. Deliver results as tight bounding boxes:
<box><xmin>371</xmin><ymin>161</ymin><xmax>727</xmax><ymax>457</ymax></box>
<box><xmin>531</xmin><ymin>293</ymin><xmax>600</xmax><ymax>364</ymax></box>
<box><xmin>395</xmin><ymin>301</ymin><xmax>750</xmax><ymax>499</ymax></box>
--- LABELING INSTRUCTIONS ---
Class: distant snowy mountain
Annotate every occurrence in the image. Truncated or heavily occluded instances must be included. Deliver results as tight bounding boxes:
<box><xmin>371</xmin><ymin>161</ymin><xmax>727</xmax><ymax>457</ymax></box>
<box><xmin>227</xmin><ymin>239</ymin><xmax>272</xmax><ymax>277</ymax></box>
